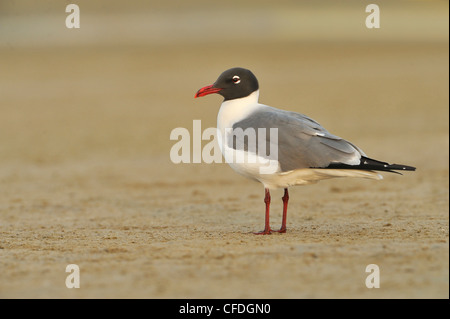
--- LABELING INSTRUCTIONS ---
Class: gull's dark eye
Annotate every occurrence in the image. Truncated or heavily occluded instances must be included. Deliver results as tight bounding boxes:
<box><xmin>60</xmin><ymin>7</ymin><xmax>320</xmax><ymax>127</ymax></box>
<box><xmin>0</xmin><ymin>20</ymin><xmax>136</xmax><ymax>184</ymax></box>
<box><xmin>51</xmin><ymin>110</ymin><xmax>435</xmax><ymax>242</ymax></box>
<box><xmin>232</xmin><ymin>75</ymin><xmax>241</xmax><ymax>84</ymax></box>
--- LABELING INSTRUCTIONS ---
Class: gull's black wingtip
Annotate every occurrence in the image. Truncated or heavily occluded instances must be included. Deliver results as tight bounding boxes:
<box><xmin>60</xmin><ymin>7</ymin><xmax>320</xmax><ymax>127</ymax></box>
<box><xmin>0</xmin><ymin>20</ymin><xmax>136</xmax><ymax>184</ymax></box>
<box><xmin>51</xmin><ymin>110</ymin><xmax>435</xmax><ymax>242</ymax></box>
<box><xmin>385</xmin><ymin>163</ymin><xmax>416</xmax><ymax>172</ymax></box>
<box><xmin>323</xmin><ymin>156</ymin><xmax>416</xmax><ymax>173</ymax></box>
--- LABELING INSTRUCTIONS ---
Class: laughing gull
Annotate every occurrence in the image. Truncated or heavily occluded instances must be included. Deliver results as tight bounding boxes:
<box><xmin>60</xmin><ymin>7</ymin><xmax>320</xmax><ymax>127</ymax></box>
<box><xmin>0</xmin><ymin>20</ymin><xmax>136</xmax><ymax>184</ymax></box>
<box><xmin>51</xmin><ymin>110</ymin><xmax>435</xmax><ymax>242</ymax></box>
<box><xmin>195</xmin><ymin>67</ymin><xmax>416</xmax><ymax>235</ymax></box>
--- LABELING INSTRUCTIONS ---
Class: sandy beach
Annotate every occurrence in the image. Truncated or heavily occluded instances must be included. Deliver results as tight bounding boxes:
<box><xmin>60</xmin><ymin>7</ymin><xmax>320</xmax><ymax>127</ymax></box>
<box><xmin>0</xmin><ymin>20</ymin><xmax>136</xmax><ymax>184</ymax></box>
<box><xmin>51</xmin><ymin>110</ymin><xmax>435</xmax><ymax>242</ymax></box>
<box><xmin>0</xmin><ymin>1</ymin><xmax>448</xmax><ymax>298</ymax></box>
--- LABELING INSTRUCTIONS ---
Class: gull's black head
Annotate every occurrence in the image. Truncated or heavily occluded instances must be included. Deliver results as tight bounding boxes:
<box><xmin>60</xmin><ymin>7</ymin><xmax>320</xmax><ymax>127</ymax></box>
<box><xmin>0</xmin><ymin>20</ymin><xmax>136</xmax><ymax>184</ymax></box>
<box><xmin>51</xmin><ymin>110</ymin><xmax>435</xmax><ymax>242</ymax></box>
<box><xmin>195</xmin><ymin>67</ymin><xmax>259</xmax><ymax>101</ymax></box>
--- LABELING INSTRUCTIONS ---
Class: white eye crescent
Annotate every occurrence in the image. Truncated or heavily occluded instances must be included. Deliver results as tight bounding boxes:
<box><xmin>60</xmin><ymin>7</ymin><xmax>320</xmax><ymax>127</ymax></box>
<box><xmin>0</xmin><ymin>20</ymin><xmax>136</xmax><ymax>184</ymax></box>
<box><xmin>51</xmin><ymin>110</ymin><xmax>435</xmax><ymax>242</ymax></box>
<box><xmin>232</xmin><ymin>75</ymin><xmax>241</xmax><ymax>84</ymax></box>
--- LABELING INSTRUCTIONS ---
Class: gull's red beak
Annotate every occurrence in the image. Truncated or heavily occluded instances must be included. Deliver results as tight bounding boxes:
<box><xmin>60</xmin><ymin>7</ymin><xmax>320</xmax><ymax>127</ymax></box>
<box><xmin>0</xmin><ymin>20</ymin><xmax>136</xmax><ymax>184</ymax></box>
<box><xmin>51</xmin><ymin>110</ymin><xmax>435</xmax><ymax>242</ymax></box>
<box><xmin>194</xmin><ymin>84</ymin><xmax>223</xmax><ymax>98</ymax></box>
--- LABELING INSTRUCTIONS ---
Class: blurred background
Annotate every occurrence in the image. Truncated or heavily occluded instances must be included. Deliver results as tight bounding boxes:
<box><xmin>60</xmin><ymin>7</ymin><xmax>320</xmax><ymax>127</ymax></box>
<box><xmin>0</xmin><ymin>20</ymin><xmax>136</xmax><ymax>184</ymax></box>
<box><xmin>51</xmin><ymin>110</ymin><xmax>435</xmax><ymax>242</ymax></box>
<box><xmin>0</xmin><ymin>0</ymin><xmax>448</xmax><ymax>298</ymax></box>
<box><xmin>0</xmin><ymin>0</ymin><xmax>448</xmax><ymax>166</ymax></box>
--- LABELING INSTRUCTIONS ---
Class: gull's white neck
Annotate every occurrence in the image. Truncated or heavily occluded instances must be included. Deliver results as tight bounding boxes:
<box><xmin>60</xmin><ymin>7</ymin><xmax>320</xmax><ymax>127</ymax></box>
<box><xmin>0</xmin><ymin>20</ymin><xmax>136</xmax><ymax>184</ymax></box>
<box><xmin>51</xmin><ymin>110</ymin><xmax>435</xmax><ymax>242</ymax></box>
<box><xmin>217</xmin><ymin>90</ymin><xmax>265</xmax><ymax>130</ymax></box>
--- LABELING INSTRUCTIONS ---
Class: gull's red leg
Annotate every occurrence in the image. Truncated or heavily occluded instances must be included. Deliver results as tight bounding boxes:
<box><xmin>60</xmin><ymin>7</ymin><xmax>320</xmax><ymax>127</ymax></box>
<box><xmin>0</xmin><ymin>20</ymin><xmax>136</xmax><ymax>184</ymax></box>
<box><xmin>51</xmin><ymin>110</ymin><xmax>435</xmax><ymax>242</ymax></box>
<box><xmin>254</xmin><ymin>188</ymin><xmax>272</xmax><ymax>235</ymax></box>
<box><xmin>273</xmin><ymin>188</ymin><xmax>289</xmax><ymax>233</ymax></box>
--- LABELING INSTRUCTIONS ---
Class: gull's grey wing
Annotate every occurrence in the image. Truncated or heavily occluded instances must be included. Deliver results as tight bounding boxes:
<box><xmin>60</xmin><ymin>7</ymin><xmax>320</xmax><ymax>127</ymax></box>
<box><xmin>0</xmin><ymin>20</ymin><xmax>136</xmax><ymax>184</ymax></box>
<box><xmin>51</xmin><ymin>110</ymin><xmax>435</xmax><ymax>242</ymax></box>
<box><xmin>230</xmin><ymin>106</ymin><xmax>366</xmax><ymax>172</ymax></box>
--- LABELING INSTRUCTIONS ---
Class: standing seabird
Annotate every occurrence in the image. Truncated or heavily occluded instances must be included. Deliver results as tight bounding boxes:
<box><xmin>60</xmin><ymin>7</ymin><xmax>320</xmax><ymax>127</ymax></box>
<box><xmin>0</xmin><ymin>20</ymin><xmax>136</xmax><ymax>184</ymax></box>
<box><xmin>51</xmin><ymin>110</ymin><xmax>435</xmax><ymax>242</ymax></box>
<box><xmin>195</xmin><ymin>67</ymin><xmax>416</xmax><ymax>235</ymax></box>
